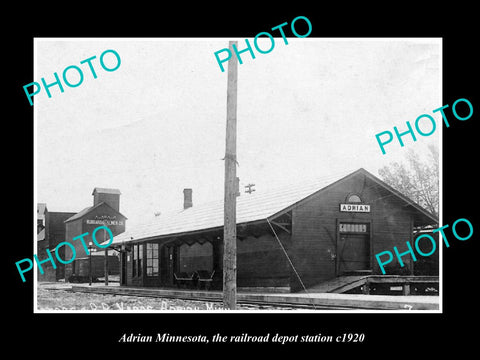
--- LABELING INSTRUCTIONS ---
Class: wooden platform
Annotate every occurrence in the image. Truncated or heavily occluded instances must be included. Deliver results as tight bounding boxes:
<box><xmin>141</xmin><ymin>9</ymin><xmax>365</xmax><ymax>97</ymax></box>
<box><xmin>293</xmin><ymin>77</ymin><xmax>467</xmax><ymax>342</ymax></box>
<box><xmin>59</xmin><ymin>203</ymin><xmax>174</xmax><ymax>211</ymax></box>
<box><xmin>70</xmin><ymin>284</ymin><xmax>439</xmax><ymax>310</ymax></box>
<box><xmin>306</xmin><ymin>275</ymin><xmax>439</xmax><ymax>295</ymax></box>
<box><xmin>306</xmin><ymin>275</ymin><xmax>369</xmax><ymax>293</ymax></box>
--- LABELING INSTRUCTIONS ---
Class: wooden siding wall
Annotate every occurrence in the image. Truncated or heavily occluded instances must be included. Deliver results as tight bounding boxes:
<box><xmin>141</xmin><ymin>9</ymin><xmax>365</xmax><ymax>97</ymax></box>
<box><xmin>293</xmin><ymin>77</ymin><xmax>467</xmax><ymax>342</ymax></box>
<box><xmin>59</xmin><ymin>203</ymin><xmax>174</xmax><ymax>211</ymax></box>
<box><xmin>64</xmin><ymin>220</ymin><xmax>83</xmax><ymax>279</ymax></box>
<box><xmin>368</xmin><ymin>180</ymin><xmax>415</xmax><ymax>275</ymax></box>
<box><xmin>237</xmin><ymin>232</ymin><xmax>290</xmax><ymax>287</ymax></box>
<box><xmin>65</xmin><ymin>203</ymin><xmax>126</xmax><ymax>280</ymax></box>
<box><xmin>290</xmin><ymin>174</ymin><xmax>416</xmax><ymax>291</ymax></box>
<box><xmin>44</xmin><ymin>211</ymin><xmax>77</xmax><ymax>279</ymax></box>
<box><xmin>121</xmin><ymin>231</ymin><xmax>291</xmax><ymax>288</ymax></box>
<box><xmin>125</xmin><ymin>241</ymin><xmax>165</xmax><ymax>287</ymax></box>
<box><xmin>126</xmin><ymin>250</ymin><xmax>133</xmax><ymax>285</ymax></box>
<box><xmin>179</xmin><ymin>242</ymin><xmax>213</xmax><ymax>274</ymax></box>
<box><xmin>37</xmin><ymin>262</ymin><xmax>57</xmax><ymax>282</ymax></box>
<box><xmin>126</xmin><ymin>248</ymin><xmax>143</xmax><ymax>286</ymax></box>
<box><xmin>414</xmin><ymin>232</ymin><xmax>439</xmax><ymax>275</ymax></box>
<box><xmin>72</xmin><ymin>256</ymin><xmax>119</xmax><ymax>278</ymax></box>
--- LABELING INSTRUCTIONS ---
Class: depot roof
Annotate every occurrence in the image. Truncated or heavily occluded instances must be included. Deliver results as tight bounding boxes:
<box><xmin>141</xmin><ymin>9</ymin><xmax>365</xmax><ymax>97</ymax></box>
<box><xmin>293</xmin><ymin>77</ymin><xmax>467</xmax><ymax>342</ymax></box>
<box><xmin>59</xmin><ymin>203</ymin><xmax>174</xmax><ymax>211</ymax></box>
<box><xmin>104</xmin><ymin>168</ymin><xmax>438</xmax><ymax>247</ymax></box>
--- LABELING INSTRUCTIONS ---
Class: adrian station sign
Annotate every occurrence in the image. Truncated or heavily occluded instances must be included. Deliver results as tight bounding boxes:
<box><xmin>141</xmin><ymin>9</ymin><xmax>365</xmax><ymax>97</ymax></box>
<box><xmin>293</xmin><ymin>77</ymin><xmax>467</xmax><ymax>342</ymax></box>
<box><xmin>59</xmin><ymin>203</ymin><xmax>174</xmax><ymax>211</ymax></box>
<box><xmin>339</xmin><ymin>204</ymin><xmax>371</xmax><ymax>213</ymax></box>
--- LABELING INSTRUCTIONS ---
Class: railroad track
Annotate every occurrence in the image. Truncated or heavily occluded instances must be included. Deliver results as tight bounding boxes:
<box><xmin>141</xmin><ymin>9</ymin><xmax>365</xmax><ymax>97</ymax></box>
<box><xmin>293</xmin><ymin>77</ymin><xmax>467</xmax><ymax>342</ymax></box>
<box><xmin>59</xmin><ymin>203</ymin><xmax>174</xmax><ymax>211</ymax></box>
<box><xmin>67</xmin><ymin>286</ymin><xmax>360</xmax><ymax>310</ymax></box>
<box><xmin>41</xmin><ymin>285</ymin><xmax>439</xmax><ymax>310</ymax></box>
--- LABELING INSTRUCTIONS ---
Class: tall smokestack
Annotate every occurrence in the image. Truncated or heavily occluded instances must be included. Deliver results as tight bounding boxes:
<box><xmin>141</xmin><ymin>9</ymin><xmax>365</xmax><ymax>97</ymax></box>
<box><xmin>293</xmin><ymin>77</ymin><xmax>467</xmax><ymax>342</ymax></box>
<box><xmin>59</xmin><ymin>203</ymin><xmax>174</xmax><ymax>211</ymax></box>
<box><xmin>183</xmin><ymin>188</ymin><xmax>193</xmax><ymax>209</ymax></box>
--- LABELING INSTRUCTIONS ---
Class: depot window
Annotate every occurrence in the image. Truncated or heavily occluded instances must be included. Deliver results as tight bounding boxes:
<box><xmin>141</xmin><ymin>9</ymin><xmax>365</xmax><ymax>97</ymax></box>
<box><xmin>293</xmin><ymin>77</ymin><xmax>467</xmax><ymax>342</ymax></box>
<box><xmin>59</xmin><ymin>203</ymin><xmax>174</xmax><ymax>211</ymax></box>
<box><xmin>146</xmin><ymin>243</ymin><xmax>159</xmax><ymax>276</ymax></box>
<box><xmin>339</xmin><ymin>223</ymin><xmax>369</xmax><ymax>233</ymax></box>
<box><xmin>133</xmin><ymin>244</ymin><xmax>137</xmax><ymax>277</ymax></box>
<box><xmin>132</xmin><ymin>244</ymin><xmax>143</xmax><ymax>277</ymax></box>
<box><xmin>346</xmin><ymin>194</ymin><xmax>362</xmax><ymax>203</ymax></box>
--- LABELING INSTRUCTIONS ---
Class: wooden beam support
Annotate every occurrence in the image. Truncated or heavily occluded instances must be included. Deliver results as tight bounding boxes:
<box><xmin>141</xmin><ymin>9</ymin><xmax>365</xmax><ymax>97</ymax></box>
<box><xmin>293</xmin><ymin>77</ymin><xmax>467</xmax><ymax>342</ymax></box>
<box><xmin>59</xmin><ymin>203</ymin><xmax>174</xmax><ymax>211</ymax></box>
<box><xmin>270</xmin><ymin>220</ymin><xmax>291</xmax><ymax>234</ymax></box>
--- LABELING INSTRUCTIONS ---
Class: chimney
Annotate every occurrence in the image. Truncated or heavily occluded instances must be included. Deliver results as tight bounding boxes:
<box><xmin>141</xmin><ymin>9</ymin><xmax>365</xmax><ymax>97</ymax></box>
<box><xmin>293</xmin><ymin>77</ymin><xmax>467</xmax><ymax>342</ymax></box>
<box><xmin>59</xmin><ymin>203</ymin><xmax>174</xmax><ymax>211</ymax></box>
<box><xmin>92</xmin><ymin>188</ymin><xmax>121</xmax><ymax>212</ymax></box>
<box><xmin>183</xmin><ymin>188</ymin><xmax>193</xmax><ymax>209</ymax></box>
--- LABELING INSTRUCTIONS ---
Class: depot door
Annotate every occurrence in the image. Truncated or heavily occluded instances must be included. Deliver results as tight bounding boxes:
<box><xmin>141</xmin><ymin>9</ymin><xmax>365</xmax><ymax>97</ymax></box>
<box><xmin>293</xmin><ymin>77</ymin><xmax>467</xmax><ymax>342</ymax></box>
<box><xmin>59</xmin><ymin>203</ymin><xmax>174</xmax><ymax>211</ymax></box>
<box><xmin>120</xmin><ymin>252</ymin><xmax>127</xmax><ymax>285</ymax></box>
<box><xmin>161</xmin><ymin>245</ymin><xmax>177</xmax><ymax>286</ymax></box>
<box><xmin>337</xmin><ymin>222</ymin><xmax>370</xmax><ymax>274</ymax></box>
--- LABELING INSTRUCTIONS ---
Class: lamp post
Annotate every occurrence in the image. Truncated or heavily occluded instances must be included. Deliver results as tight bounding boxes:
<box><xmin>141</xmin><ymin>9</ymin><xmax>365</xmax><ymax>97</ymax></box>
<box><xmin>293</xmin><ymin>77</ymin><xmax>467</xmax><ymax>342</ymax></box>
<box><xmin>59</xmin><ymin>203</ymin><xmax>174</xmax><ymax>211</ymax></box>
<box><xmin>88</xmin><ymin>241</ymin><xmax>93</xmax><ymax>286</ymax></box>
<box><xmin>120</xmin><ymin>242</ymin><xmax>125</xmax><ymax>286</ymax></box>
<box><xmin>104</xmin><ymin>223</ymin><xmax>109</xmax><ymax>286</ymax></box>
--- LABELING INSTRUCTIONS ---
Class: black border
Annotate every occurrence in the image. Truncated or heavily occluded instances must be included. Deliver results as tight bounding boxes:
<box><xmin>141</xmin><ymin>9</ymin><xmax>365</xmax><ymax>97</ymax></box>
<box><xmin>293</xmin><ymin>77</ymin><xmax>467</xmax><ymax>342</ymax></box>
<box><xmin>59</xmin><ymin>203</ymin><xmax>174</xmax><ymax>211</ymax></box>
<box><xmin>7</xmin><ymin>6</ymin><xmax>479</xmax><ymax>354</ymax></box>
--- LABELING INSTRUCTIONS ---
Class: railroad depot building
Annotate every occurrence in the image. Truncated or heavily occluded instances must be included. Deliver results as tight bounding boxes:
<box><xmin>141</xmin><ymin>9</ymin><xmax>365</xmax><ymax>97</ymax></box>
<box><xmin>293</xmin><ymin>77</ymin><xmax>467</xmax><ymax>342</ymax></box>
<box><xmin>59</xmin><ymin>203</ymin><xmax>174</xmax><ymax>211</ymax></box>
<box><xmin>64</xmin><ymin>188</ymin><xmax>127</xmax><ymax>281</ymax></box>
<box><xmin>107</xmin><ymin>168</ymin><xmax>438</xmax><ymax>292</ymax></box>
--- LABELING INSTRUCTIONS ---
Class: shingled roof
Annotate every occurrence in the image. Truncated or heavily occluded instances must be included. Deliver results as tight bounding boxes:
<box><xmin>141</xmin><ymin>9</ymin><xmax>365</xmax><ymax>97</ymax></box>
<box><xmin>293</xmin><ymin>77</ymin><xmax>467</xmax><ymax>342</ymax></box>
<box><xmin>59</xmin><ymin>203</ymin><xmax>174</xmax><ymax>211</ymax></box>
<box><xmin>106</xmin><ymin>168</ymin><xmax>438</xmax><ymax>247</ymax></box>
<box><xmin>64</xmin><ymin>201</ymin><xmax>126</xmax><ymax>223</ymax></box>
<box><xmin>92</xmin><ymin>188</ymin><xmax>121</xmax><ymax>195</ymax></box>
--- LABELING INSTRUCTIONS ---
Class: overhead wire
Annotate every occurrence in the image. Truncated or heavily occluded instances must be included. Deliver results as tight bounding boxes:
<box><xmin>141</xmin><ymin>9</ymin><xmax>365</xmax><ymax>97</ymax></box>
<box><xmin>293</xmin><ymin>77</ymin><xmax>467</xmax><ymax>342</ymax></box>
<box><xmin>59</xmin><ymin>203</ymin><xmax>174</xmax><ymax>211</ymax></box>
<box><xmin>266</xmin><ymin>218</ymin><xmax>317</xmax><ymax>310</ymax></box>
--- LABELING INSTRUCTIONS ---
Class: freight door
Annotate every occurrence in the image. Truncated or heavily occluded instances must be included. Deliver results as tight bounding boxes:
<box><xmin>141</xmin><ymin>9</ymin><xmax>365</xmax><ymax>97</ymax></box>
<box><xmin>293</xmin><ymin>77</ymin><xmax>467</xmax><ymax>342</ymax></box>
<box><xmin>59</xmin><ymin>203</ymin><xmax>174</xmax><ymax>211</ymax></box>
<box><xmin>337</xmin><ymin>223</ymin><xmax>370</xmax><ymax>274</ymax></box>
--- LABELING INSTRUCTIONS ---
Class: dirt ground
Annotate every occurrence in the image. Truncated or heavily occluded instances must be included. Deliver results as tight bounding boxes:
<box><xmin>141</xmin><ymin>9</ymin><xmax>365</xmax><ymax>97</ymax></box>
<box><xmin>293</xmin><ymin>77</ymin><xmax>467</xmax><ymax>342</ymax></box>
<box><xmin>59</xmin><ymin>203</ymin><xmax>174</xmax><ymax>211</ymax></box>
<box><xmin>36</xmin><ymin>282</ymin><xmax>293</xmax><ymax>311</ymax></box>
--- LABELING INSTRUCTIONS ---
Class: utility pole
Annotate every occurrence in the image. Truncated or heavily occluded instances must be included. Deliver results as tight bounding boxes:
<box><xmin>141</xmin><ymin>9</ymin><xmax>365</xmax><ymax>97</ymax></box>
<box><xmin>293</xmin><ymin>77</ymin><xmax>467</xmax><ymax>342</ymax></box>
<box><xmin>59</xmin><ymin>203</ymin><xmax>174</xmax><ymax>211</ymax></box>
<box><xmin>223</xmin><ymin>40</ymin><xmax>238</xmax><ymax>310</ymax></box>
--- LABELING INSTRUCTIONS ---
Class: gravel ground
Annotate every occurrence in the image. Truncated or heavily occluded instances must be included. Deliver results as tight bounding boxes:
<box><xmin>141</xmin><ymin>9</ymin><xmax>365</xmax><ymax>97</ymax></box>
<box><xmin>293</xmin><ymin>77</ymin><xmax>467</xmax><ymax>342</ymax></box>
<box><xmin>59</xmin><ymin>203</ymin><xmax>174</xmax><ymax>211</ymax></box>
<box><xmin>36</xmin><ymin>282</ymin><xmax>299</xmax><ymax>311</ymax></box>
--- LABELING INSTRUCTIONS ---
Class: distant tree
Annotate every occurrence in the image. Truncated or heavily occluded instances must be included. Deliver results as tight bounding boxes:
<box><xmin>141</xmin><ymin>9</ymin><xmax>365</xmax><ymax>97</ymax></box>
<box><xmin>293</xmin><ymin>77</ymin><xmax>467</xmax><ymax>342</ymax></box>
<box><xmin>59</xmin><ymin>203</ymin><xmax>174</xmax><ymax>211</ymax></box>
<box><xmin>378</xmin><ymin>145</ymin><xmax>439</xmax><ymax>218</ymax></box>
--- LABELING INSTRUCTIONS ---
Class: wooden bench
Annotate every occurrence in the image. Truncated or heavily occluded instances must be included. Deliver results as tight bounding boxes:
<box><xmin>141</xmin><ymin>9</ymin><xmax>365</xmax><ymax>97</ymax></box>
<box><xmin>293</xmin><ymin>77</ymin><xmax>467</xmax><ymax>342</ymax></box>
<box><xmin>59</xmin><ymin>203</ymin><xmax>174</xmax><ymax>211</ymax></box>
<box><xmin>196</xmin><ymin>270</ymin><xmax>215</xmax><ymax>290</ymax></box>
<box><xmin>174</xmin><ymin>272</ymin><xmax>197</xmax><ymax>288</ymax></box>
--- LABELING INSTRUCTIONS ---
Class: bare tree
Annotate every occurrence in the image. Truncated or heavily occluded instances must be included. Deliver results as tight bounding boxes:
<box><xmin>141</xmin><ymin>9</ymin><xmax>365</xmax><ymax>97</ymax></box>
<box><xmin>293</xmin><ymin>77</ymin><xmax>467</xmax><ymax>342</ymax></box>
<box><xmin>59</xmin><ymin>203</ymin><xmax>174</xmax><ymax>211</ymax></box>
<box><xmin>378</xmin><ymin>145</ymin><xmax>439</xmax><ymax>218</ymax></box>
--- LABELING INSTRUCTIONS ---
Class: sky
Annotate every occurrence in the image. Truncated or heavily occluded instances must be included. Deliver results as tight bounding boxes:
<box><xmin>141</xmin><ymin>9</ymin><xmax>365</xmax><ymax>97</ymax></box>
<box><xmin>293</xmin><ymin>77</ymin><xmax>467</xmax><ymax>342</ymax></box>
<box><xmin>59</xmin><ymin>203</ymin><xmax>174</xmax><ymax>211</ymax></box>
<box><xmin>35</xmin><ymin>38</ymin><xmax>441</xmax><ymax>227</ymax></box>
